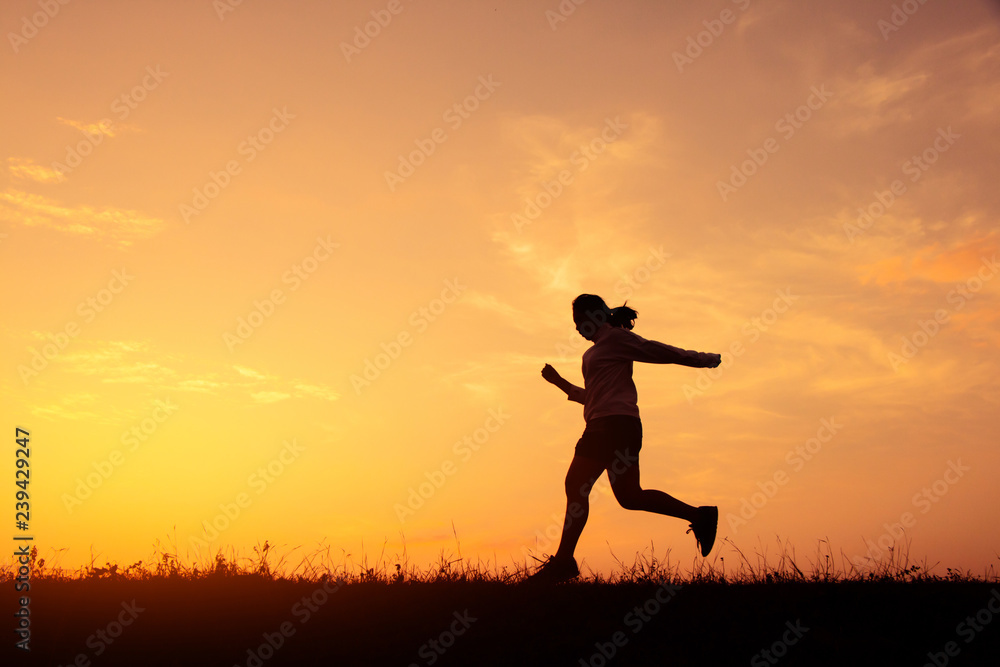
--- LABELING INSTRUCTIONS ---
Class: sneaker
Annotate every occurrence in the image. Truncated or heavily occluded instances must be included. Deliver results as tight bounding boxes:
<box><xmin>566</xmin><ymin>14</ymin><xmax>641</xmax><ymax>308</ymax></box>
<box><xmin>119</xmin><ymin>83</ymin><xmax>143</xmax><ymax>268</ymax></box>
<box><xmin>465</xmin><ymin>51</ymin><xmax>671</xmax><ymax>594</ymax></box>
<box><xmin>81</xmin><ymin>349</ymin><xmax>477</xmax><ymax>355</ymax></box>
<box><xmin>526</xmin><ymin>554</ymin><xmax>580</xmax><ymax>583</ymax></box>
<box><xmin>687</xmin><ymin>506</ymin><xmax>718</xmax><ymax>557</ymax></box>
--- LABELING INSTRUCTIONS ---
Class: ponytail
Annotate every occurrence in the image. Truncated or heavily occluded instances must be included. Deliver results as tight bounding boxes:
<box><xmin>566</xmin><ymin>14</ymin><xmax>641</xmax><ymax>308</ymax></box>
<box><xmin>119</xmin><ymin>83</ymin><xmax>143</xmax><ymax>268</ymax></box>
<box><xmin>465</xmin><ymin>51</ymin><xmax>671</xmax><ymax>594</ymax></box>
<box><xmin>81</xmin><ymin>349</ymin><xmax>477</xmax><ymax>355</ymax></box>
<box><xmin>610</xmin><ymin>303</ymin><xmax>638</xmax><ymax>330</ymax></box>
<box><xmin>573</xmin><ymin>294</ymin><xmax>639</xmax><ymax>331</ymax></box>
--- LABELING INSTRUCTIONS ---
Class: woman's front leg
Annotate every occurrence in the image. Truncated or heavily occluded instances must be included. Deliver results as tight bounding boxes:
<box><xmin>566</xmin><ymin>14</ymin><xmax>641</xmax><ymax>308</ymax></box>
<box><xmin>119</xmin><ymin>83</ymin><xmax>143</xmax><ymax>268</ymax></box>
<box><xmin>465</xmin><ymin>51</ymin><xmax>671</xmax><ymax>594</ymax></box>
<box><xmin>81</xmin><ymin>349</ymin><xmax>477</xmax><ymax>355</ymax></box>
<box><xmin>554</xmin><ymin>455</ymin><xmax>606</xmax><ymax>560</ymax></box>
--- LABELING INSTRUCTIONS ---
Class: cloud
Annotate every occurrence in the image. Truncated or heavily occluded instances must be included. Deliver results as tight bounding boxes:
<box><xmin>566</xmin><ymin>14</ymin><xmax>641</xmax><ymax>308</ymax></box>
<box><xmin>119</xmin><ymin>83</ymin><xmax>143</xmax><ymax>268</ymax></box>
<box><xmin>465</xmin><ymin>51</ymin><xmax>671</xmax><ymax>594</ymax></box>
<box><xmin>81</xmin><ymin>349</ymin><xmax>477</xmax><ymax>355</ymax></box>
<box><xmin>461</xmin><ymin>290</ymin><xmax>532</xmax><ymax>331</ymax></box>
<box><xmin>857</xmin><ymin>238</ymin><xmax>998</xmax><ymax>286</ymax></box>
<box><xmin>7</xmin><ymin>158</ymin><xmax>66</xmax><ymax>184</ymax></box>
<box><xmin>251</xmin><ymin>391</ymin><xmax>292</xmax><ymax>404</ymax></box>
<box><xmin>833</xmin><ymin>66</ymin><xmax>930</xmax><ymax>133</ymax></box>
<box><xmin>0</xmin><ymin>188</ymin><xmax>165</xmax><ymax>247</ymax></box>
<box><xmin>27</xmin><ymin>392</ymin><xmax>118</xmax><ymax>424</ymax></box>
<box><xmin>830</xmin><ymin>23</ymin><xmax>1000</xmax><ymax>136</ymax></box>
<box><xmin>292</xmin><ymin>383</ymin><xmax>341</xmax><ymax>402</ymax></box>
<box><xmin>234</xmin><ymin>365</ymin><xmax>270</xmax><ymax>380</ymax></box>
<box><xmin>26</xmin><ymin>340</ymin><xmax>342</xmax><ymax>405</ymax></box>
<box><xmin>488</xmin><ymin>112</ymin><xmax>669</xmax><ymax>296</ymax></box>
<box><xmin>56</xmin><ymin>117</ymin><xmax>119</xmax><ymax>138</ymax></box>
<box><xmin>175</xmin><ymin>378</ymin><xmax>226</xmax><ymax>393</ymax></box>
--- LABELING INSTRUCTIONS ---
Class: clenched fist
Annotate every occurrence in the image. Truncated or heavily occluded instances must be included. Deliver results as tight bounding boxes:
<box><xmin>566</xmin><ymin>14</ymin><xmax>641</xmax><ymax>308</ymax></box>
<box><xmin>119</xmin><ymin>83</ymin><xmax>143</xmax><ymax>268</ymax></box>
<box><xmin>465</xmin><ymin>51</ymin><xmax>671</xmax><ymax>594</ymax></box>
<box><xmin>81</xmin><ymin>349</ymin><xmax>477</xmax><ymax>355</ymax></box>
<box><xmin>541</xmin><ymin>363</ymin><xmax>561</xmax><ymax>383</ymax></box>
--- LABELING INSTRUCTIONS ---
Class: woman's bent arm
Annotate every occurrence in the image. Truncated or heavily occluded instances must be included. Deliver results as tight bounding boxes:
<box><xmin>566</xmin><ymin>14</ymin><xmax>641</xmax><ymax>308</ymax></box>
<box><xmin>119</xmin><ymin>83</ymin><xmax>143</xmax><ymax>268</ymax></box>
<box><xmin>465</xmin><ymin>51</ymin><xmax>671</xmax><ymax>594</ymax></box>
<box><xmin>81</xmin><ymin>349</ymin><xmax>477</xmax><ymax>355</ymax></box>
<box><xmin>542</xmin><ymin>364</ymin><xmax>586</xmax><ymax>403</ymax></box>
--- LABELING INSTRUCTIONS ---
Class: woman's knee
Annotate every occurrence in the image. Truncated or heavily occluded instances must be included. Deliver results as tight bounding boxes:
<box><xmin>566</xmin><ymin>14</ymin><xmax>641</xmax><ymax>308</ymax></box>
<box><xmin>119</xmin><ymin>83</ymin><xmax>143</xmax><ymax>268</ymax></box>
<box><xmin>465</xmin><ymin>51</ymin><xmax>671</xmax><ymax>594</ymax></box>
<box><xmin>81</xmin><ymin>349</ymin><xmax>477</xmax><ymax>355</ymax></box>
<box><xmin>564</xmin><ymin>459</ymin><xmax>602</xmax><ymax>499</ymax></box>
<box><xmin>564</xmin><ymin>474</ymin><xmax>593</xmax><ymax>500</ymax></box>
<box><xmin>614</xmin><ymin>487</ymin><xmax>646</xmax><ymax>511</ymax></box>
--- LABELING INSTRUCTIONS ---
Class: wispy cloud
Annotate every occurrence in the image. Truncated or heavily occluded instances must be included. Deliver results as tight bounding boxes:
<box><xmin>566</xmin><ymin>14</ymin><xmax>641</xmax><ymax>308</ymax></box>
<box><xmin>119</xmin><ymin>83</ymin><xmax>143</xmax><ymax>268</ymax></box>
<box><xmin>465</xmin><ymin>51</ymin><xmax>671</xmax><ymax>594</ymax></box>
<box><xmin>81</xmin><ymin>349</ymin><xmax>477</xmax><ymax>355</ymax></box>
<box><xmin>251</xmin><ymin>391</ymin><xmax>292</xmax><ymax>404</ymax></box>
<box><xmin>834</xmin><ymin>66</ymin><xmax>930</xmax><ymax>133</ymax></box>
<box><xmin>56</xmin><ymin>117</ymin><xmax>119</xmax><ymax>138</ymax></box>
<box><xmin>28</xmin><ymin>392</ymin><xmax>120</xmax><ymax>424</ymax></box>
<box><xmin>234</xmin><ymin>365</ymin><xmax>270</xmax><ymax>380</ymax></box>
<box><xmin>292</xmin><ymin>383</ymin><xmax>341</xmax><ymax>402</ymax></box>
<box><xmin>31</xmin><ymin>339</ymin><xmax>341</xmax><ymax>405</ymax></box>
<box><xmin>461</xmin><ymin>290</ymin><xmax>532</xmax><ymax>331</ymax></box>
<box><xmin>0</xmin><ymin>188</ymin><xmax>165</xmax><ymax>247</ymax></box>
<box><xmin>7</xmin><ymin>157</ymin><xmax>66</xmax><ymax>184</ymax></box>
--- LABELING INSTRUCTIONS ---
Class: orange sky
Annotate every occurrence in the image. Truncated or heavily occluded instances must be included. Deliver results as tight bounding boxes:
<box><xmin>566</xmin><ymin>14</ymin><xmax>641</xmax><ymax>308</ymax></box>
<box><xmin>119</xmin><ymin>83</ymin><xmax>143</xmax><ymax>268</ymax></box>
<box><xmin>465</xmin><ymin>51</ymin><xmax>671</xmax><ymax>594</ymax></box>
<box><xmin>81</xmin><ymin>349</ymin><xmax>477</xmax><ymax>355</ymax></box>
<box><xmin>2</xmin><ymin>0</ymin><xmax>998</xmax><ymax>578</ymax></box>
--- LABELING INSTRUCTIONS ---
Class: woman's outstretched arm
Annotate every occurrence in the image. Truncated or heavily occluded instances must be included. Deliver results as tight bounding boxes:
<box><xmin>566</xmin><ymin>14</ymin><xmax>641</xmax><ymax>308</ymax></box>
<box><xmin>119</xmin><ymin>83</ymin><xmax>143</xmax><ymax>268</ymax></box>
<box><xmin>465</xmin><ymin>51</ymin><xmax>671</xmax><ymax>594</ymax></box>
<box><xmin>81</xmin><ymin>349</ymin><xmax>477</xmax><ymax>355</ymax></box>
<box><xmin>542</xmin><ymin>364</ymin><xmax>586</xmax><ymax>403</ymax></box>
<box><xmin>616</xmin><ymin>330</ymin><xmax>721</xmax><ymax>368</ymax></box>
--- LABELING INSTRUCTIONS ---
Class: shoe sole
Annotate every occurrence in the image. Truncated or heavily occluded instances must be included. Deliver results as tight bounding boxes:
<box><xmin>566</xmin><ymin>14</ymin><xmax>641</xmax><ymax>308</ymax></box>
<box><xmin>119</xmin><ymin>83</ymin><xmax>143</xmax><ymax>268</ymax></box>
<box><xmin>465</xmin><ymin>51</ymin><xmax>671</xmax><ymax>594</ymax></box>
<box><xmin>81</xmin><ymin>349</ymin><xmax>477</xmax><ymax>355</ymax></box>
<box><xmin>697</xmin><ymin>506</ymin><xmax>719</xmax><ymax>557</ymax></box>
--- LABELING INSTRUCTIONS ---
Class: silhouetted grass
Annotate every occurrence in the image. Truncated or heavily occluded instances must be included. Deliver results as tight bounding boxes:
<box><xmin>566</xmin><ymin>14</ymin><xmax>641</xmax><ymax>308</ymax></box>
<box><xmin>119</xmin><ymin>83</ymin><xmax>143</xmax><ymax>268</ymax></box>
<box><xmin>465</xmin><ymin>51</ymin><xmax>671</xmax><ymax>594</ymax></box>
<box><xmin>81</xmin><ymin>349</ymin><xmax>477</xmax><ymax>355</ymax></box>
<box><xmin>4</xmin><ymin>532</ymin><xmax>997</xmax><ymax>586</ymax></box>
<box><xmin>4</xmin><ymin>536</ymin><xmax>999</xmax><ymax>666</ymax></box>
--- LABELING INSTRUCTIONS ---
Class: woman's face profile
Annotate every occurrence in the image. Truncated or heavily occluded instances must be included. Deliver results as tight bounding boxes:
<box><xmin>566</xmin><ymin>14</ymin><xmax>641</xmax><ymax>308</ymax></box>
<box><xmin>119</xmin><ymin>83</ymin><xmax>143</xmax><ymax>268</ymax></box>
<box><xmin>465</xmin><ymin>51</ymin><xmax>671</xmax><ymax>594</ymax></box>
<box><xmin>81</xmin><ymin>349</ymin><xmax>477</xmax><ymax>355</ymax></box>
<box><xmin>573</xmin><ymin>310</ymin><xmax>602</xmax><ymax>340</ymax></box>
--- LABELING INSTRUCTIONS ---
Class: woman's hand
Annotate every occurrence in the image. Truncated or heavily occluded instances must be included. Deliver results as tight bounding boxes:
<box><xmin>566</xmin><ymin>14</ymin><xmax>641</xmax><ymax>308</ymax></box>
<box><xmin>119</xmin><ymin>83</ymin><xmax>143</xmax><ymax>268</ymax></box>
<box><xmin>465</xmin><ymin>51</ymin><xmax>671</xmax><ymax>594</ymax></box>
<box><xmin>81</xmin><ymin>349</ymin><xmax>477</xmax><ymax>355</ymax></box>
<box><xmin>541</xmin><ymin>363</ymin><xmax>561</xmax><ymax>384</ymax></box>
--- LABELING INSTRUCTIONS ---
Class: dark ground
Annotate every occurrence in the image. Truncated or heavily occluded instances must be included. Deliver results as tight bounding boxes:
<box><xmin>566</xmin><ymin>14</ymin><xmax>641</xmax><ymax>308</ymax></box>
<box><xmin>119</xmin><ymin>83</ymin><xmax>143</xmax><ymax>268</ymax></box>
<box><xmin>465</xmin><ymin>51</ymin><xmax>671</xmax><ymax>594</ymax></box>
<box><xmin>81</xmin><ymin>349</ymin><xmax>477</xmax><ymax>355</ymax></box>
<box><xmin>5</xmin><ymin>577</ymin><xmax>1000</xmax><ymax>666</ymax></box>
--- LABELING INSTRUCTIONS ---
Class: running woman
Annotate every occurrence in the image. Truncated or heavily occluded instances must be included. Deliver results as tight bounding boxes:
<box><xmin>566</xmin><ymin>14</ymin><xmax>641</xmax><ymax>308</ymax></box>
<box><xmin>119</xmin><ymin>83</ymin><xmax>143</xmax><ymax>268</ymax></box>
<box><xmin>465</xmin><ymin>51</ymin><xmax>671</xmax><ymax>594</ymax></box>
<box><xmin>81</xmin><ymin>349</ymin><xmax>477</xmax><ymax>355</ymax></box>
<box><xmin>529</xmin><ymin>294</ymin><xmax>721</xmax><ymax>582</ymax></box>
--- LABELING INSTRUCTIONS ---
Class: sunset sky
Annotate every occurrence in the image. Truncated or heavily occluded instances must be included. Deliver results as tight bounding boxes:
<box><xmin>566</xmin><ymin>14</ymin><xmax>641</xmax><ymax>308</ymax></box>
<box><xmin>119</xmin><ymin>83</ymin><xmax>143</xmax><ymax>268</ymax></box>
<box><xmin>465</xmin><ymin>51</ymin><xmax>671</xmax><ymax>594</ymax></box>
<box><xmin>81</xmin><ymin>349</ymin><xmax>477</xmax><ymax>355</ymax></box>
<box><xmin>2</xmin><ymin>0</ymin><xmax>998</xmax><ymax>578</ymax></box>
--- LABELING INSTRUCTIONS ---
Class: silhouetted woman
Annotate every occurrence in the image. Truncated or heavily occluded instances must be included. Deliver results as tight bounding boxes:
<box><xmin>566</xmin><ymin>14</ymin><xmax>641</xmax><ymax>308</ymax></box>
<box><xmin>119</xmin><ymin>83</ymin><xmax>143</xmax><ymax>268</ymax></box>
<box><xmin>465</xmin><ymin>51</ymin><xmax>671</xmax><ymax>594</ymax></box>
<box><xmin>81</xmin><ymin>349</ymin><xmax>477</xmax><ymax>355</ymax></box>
<box><xmin>530</xmin><ymin>294</ymin><xmax>721</xmax><ymax>582</ymax></box>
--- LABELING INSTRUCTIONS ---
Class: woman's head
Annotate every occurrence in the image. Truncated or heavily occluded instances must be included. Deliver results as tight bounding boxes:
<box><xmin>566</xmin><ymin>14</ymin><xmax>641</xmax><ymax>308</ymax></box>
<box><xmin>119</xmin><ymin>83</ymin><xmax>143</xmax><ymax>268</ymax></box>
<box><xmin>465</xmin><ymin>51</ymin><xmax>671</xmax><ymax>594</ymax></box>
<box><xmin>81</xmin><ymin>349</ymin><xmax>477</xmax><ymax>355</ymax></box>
<box><xmin>572</xmin><ymin>294</ymin><xmax>638</xmax><ymax>340</ymax></box>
